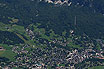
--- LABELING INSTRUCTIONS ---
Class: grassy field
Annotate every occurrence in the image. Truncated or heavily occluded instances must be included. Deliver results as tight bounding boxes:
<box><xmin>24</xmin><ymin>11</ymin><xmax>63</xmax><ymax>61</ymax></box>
<box><xmin>0</xmin><ymin>51</ymin><xmax>5</xmax><ymax>55</ymax></box>
<box><xmin>0</xmin><ymin>22</ymin><xmax>26</xmax><ymax>35</ymax></box>
<box><xmin>67</xmin><ymin>40</ymin><xmax>83</xmax><ymax>49</ymax></box>
<box><xmin>0</xmin><ymin>44</ymin><xmax>16</xmax><ymax>61</ymax></box>
<box><xmin>0</xmin><ymin>22</ymin><xmax>33</xmax><ymax>44</ymax></box>
<box><xmin>0</xmin><ymin>50</ymin><xmax>16</xmax><ymax>61</ymax></box>
<box><xmin>88</xmin><ymin>66</ymin><xmax>104</xmax><ymax>69</ymax></box>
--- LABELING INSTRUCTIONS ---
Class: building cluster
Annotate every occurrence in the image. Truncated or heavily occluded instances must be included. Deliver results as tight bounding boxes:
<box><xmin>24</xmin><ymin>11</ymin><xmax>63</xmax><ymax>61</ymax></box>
<box><xmin>41</xmin><ymin>0</ymin><xmax>72</xmax><ymax>6</ymax></box>
<box><xmin>26</xmin><ymin>28</ymin><xmax>35</xmax><ymax>39</ymax></box>
<box><xmin>0</xmin><ymin>42</ymin><xmax>104</xmax><ymax>69</ymax></box>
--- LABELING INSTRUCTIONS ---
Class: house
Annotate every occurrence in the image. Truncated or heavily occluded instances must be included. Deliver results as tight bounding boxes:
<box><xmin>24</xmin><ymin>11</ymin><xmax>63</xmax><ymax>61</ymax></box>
<box><xmin>0</xmin><ymin>47</ymin><xmax>5</xmax><ymax>51</ymax></box>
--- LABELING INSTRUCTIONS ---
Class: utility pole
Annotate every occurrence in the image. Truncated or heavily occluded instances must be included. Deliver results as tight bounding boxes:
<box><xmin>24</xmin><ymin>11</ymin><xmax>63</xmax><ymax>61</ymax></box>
<box><xmin>74</xmin><ymin>16</ymin><xmax>77</xmax><ymax>25</ymax></box>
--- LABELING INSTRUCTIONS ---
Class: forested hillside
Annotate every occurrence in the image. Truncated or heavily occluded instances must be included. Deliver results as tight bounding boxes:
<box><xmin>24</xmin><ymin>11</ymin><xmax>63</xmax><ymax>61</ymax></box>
<box><xmin>0</xmin><ymin>0</ymin><xmax>104</xmax><ymax>38</ymax></box>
